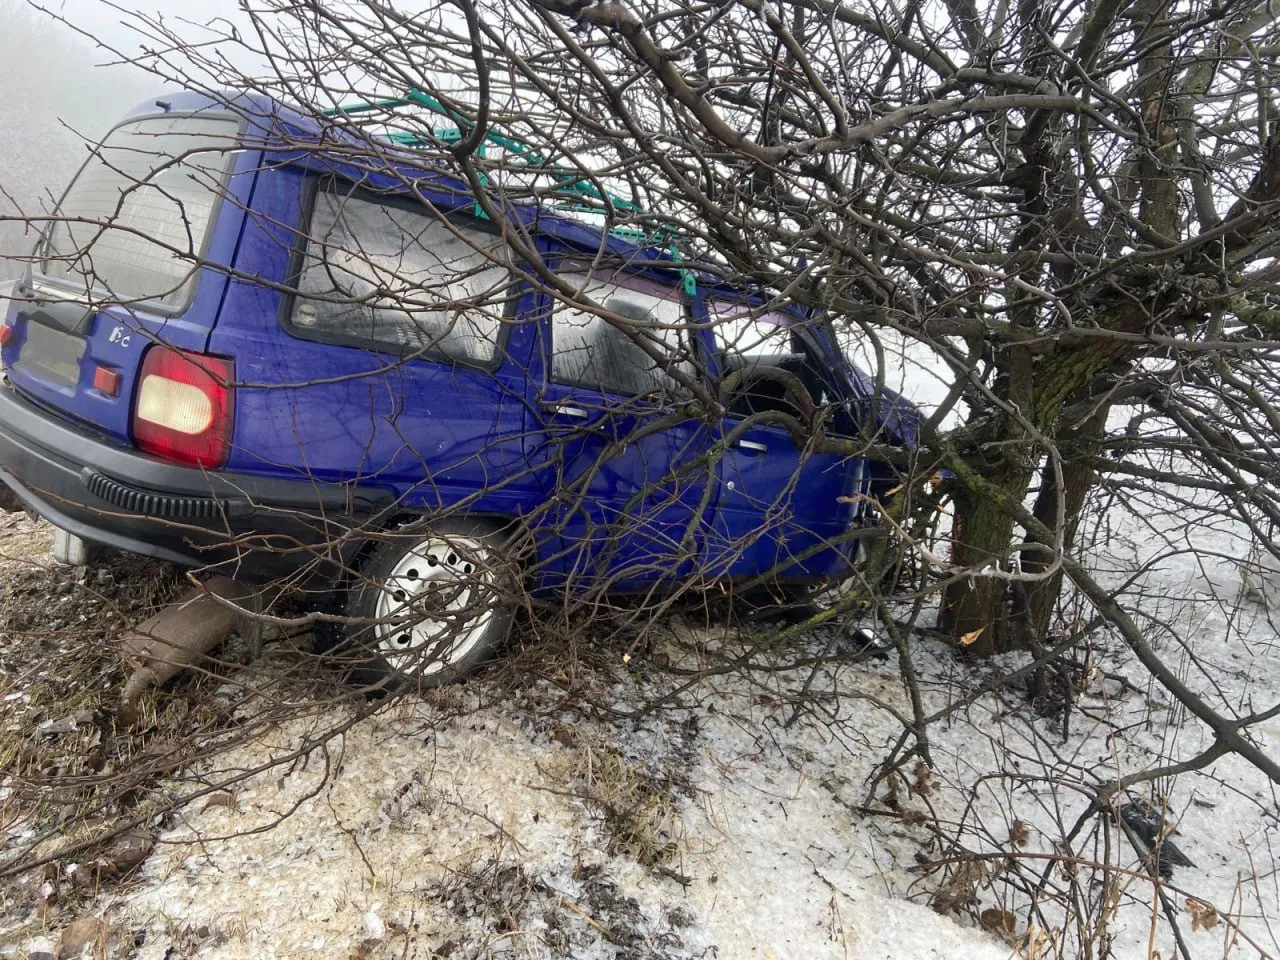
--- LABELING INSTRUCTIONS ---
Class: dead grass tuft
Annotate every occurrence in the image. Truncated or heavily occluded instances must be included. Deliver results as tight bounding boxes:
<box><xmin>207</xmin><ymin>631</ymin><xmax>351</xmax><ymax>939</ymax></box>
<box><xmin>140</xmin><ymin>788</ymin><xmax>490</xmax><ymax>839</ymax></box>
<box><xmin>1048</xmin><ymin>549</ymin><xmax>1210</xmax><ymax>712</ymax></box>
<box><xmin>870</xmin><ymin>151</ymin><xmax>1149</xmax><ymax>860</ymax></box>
<box><xmin>539</xmin><ymin>739</ymin><xmax>681</xmax><ymax>869</ymax></box>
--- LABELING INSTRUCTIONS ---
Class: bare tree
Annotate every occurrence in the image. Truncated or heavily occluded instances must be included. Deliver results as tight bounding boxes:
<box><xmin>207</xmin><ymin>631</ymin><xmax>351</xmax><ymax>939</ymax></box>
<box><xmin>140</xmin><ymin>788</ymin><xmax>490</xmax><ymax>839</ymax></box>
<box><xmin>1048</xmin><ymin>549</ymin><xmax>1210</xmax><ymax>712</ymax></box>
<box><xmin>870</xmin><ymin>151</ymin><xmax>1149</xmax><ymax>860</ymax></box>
<box><xmin>84</xmin><ymin>0</ymin><xmax>1280</xmax><ymax>647</ymax></box>
<box><xmin>4</xmin><ymin>3</ymin><xmax>1280</xmax><ymax>953</ymax></box>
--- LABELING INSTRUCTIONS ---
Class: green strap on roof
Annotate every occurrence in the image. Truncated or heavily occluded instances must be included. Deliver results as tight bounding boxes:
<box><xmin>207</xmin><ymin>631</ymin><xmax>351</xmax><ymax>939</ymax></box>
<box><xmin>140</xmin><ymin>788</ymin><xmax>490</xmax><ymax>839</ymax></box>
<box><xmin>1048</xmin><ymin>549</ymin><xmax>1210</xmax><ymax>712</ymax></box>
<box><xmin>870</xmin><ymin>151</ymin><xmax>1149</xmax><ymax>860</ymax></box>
<box><xmin>326</xmin><ymin>90</ymin><xmax>646</xmax><ymax>218</ymax></box>
<box><xmin>668</xmin><ymin>246</ymin><xmax>697</xmax><ymax>296</ymax></box>
<box><xmin>324</xmin><ymin>89</ymin><xmax>694</xmax><ymax>286</ymax></box>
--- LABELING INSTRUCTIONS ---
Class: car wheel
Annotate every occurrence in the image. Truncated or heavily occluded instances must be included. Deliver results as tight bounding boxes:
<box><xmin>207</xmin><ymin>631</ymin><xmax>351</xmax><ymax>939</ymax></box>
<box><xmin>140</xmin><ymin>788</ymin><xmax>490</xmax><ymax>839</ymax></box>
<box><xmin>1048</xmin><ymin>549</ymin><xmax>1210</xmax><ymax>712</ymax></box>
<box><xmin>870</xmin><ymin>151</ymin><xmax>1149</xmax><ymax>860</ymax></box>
<box><xmin>326</xmin><ymin>518</ymin><xmax>517</xmax><ymax>692</ymax></box>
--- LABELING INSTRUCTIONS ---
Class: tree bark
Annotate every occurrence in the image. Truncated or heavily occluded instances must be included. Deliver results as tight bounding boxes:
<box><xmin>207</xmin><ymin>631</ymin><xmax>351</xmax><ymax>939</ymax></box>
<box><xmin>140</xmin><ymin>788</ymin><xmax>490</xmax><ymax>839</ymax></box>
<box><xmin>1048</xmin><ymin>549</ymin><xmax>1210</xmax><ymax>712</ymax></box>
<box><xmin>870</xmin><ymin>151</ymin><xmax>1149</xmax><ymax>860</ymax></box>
<box><xmin>1022</xmin><ymin>407</ymin><xmax>1110</xmax><ymax>640</ymax></box>
<box><xmin>939</xmin><ymin>307</ymin><xmax>1148</xmax><ymax>654</ymax></box>
<box><xmin>939</xmin><ymin>460</ymin><xmax>1037</xmax><ymax>656</ymax></box>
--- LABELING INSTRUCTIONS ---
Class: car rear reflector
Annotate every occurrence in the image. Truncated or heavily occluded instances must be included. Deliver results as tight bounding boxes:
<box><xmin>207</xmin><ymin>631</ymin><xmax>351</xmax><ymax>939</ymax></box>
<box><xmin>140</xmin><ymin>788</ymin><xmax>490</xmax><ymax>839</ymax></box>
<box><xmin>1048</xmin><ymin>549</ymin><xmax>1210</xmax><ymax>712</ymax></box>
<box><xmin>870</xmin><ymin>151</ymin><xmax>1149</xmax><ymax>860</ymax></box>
<box><xmin>132</xmin><ymin>346</ymin><xmax>233</xmax><ymax>467</ymax></box>
<box><xmin>92</xmin><ymin>365</ymin><xmax>121</xmax><ymax>397</ymax></box>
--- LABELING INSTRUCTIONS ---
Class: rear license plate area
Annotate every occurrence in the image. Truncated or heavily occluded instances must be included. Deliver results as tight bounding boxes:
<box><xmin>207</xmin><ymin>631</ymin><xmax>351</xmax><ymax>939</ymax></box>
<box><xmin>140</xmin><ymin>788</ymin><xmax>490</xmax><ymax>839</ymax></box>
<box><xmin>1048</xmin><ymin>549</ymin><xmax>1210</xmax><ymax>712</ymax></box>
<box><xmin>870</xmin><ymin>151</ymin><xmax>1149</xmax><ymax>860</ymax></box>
<box><xmin>16</xmin><ymin>320</ymin><xmax>86</xmax><ymax>388</ymax></box>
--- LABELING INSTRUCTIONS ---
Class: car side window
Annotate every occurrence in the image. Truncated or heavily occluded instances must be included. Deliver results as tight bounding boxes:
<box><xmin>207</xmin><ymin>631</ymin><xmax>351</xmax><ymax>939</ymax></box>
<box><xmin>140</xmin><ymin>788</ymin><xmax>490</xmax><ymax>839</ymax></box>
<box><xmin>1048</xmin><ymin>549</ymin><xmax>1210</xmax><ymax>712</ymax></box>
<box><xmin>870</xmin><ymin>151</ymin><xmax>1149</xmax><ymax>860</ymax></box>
<box><xmin>709</xmin><ymin>301</ymin><xmax>796</xmax><ymax>358</ymax></box>
<box><xmin>550</xmin><ymin>268</ymin><xmax>693</xmax><ymax>397</ymax></box>
<box><xmin>291</xmin><ymin>188</ymin><xmax>513</xmax><ymax>363</ymax></box>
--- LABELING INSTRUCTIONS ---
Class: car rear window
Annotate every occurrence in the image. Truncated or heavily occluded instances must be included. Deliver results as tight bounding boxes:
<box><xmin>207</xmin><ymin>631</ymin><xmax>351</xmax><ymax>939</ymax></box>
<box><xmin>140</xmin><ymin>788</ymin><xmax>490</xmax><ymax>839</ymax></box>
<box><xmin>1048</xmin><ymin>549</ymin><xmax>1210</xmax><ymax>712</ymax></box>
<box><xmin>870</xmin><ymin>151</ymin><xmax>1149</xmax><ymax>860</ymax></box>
<box><xmin>39</xmin><ymin>114</ymin><xmax>239</xmax><ymax>309</ymax></box>
<box><xmin>290</xmin><ymin>189</ymin><xmax>514</xmax><ymax>363</ymax></box>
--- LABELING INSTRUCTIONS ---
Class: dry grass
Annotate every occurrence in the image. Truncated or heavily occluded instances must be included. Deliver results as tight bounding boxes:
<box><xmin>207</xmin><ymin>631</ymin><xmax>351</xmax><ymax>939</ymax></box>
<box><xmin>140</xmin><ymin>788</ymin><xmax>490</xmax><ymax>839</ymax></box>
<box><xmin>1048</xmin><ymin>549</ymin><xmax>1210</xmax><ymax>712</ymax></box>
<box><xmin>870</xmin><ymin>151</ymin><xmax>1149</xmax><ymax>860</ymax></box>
<box><xmin>0</xmin><ymin>519</ymin><xmax>240</xmax><ymax>924</ymax></box>
<box><xmin>534</xmin><ymin>737</ymin><xmax>681</xmax><ymax>870</ymax></box>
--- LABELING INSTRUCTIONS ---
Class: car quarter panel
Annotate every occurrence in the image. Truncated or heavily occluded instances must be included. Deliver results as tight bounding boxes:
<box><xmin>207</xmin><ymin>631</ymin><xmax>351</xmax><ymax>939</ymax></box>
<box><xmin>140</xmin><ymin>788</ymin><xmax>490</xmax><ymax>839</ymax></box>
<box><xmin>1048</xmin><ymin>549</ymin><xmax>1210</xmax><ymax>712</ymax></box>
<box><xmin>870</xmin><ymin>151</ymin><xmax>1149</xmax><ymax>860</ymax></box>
<box><xmin>207</xmin><ymin>166</ymin><xmax>541</xmax><ymax>518</ymax></box>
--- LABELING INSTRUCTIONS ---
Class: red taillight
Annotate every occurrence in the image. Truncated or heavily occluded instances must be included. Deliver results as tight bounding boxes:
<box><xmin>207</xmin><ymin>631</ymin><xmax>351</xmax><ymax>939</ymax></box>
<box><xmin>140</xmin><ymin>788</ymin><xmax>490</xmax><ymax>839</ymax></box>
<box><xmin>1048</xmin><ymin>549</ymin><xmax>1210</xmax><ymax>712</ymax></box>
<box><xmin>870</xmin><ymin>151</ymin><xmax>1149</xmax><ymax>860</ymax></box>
<box><xmin>132</xmin><ymin>347</ymin><xmax>234</xmax><ymax>468</ymax></box>
<box><xmin>0</xmin><ymin>323</ymin><xmax>14</xmax><ymax>347</ymax></box>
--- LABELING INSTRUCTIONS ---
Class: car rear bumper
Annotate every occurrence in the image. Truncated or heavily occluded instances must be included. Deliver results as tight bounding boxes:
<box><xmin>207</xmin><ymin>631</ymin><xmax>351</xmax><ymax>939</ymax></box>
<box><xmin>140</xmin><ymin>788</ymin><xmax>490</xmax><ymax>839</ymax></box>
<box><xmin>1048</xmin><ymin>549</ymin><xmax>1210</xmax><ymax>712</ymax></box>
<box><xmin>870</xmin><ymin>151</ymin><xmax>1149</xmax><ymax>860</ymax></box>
<box><xmin>0</xmin><ymin>384</ymin><xmax>393</xmax><ymax>579</ymax></box>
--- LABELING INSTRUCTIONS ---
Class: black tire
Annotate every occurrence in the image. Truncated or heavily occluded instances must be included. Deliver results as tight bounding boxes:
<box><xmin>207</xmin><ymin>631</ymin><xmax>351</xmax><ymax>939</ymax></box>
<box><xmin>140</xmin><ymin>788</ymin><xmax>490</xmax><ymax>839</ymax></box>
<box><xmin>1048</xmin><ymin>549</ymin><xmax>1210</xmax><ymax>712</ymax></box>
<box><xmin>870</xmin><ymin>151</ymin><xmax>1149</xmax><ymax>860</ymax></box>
<box><xmin>320</xmin><ymin>518</ymin><xmax>518</xmax><ymax>692</ymax></box>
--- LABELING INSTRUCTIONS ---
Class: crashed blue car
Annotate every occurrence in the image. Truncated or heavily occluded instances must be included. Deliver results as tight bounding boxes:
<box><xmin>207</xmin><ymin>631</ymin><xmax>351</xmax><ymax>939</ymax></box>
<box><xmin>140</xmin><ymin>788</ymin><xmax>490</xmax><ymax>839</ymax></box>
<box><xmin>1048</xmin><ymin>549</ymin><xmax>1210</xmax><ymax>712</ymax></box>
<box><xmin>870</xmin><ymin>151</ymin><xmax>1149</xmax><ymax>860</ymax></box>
<box><xmin>0</xmin><ymin>92</ymin><xmax>923</xmax><ymax>686</ymax></box>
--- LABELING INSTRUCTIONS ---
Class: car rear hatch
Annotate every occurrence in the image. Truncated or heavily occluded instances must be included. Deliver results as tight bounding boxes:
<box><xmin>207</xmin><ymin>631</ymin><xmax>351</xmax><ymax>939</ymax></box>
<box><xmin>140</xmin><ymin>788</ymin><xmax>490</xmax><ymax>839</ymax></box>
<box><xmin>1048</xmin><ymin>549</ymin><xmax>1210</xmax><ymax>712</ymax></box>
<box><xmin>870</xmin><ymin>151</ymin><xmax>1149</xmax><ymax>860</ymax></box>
<box><xmin>0</xmin><ymin>111</ymin><xmax>253</xmax><ymax>447</ymax></box>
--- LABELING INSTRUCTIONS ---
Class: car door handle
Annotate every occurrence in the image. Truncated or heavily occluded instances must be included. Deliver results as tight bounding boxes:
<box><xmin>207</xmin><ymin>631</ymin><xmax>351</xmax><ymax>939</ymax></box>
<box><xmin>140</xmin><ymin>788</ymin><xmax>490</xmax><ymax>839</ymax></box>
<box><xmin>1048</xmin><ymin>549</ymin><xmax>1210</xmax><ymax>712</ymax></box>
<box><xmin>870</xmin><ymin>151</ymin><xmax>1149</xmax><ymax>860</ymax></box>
<box><xmin>737</xmin><ymin>439</ymin><xmax>768</xmax><ymax>455</ymax></box>
<box><xmin>542</xmin><ymin>402</ymin><xmax>590</xmax><ymax>420</ymax></box>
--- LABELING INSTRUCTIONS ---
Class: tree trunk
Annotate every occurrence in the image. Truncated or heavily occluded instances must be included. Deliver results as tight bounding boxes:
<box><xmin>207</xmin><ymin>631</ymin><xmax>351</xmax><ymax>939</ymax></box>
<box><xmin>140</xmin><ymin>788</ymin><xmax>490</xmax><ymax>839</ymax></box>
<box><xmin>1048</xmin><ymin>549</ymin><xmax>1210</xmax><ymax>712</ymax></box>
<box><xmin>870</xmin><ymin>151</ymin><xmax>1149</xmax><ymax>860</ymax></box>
<box><xmin>1021</xmin><ymin>407</ymin><xmax>1109</xmax><ymax>639</ymax></box>
<box><xmin>935</xmin><ymin>0</ymin><xmax>1186</xmax><ymax>657</ymax></box>
<box><xmin>939</xmin><ymin>314</ymin><xmax>1145</xmax><ymax>656</ymax></box>
<box><xmin>939</xmin><ymin>461</ymin><xmax>1037</xmax><ymax>656</ymax></box>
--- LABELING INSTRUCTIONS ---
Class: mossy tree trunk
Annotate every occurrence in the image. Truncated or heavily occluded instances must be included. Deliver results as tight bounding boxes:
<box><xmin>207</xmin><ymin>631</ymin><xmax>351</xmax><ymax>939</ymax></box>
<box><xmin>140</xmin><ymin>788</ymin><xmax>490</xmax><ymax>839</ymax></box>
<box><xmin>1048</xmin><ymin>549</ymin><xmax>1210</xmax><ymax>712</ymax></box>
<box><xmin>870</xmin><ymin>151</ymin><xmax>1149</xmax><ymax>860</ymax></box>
<box><xmin>938</xmin><ymin>460</ymin><xmax>1037</xmax><ymax>656</ymax></box>
<box><xmin>1021</xmin><ymin>407</ymin><xmax>1110</xmax><ymax>641</ymax></box>
<box><xmin>936</xmin><ymin>0</ymin><xmax>1181</xmax><ymax>656</ymax></box>
<box><xmin>938</xmin><ymin>307</ymin><xmax>1151</xmax><ymax>654</ymax></box>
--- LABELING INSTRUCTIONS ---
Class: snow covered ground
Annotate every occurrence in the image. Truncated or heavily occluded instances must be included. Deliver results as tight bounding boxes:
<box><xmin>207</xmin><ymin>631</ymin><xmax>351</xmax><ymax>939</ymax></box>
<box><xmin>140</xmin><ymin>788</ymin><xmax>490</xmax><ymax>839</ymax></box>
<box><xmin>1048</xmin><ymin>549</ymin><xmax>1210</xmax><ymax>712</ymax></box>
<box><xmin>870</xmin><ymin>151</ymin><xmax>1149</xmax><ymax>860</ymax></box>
<box><xmin>95</xmin><ymin>677</ymin><xmax>1018</xmax><ymax>960</ymax></box>
<box><xmin>2</xmin><ymin>472</ymin><xmax>1278</xmax><ymax>959</ymax></box>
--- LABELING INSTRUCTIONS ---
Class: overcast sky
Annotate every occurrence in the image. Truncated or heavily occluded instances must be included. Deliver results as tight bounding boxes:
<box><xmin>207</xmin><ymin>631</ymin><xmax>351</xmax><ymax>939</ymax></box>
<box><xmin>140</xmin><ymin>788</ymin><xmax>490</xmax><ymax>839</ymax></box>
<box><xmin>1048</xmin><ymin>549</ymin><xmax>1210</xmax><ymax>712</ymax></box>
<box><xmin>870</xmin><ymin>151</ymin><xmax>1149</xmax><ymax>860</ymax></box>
<box><xmin>0</xmin><ymin>0</ymin><xmax>255</xmax><ymax>273</ymax></box>
<box><xmin>44</xmin><ymin>0</ymin><xmax>250</xmax><ymax>56</ymax></box>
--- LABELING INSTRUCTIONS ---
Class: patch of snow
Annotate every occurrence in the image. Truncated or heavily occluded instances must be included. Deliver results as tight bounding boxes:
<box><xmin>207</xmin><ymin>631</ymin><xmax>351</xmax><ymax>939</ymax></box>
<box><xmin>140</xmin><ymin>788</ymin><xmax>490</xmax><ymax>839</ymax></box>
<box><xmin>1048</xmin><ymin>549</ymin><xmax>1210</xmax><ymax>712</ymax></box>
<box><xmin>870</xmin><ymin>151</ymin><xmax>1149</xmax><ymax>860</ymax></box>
<box><xmin>5</xmin><ymin>463</ymin><xmax>1279</xmax><ymax>960</ymax></box>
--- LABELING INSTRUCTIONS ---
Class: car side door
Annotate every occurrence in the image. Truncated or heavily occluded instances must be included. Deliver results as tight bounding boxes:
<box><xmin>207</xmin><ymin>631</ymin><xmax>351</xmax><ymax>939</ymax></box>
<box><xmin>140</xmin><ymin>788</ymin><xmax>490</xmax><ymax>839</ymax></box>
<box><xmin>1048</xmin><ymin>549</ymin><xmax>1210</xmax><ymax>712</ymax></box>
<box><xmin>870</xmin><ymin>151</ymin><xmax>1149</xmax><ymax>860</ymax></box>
<box><xmin>705</xmin><ymin>303</ymin><xmax>865</xmax><ymax>583</ymax></box>
<box><xmin>528</xmin><ymin>260</ymin><xmax>717</xmax><ymax>594</ymax></box>
<box><xmin>221</xmin><ymin>178</ymin><xmax>539</xmax><ymax>517</ymax></box>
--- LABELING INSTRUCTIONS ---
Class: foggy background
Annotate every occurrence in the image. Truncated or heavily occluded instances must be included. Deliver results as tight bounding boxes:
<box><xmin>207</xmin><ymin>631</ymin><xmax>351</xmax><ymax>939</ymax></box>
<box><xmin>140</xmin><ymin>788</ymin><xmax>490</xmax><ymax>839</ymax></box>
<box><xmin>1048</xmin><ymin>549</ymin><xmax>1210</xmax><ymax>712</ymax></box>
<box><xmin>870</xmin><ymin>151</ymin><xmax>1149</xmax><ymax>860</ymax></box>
<box><xmin>0</xmin><ymin>0</ymin><xmax>242</xmax><ymax>282</ymax></box>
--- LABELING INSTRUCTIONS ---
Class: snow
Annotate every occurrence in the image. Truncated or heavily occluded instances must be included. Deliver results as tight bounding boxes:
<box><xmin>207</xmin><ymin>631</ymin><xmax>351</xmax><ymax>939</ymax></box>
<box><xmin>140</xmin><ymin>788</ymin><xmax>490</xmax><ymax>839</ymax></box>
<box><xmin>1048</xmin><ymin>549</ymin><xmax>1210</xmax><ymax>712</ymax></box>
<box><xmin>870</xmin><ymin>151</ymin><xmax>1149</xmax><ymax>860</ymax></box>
<box><xmin>2</xmin><ymin>437</ymin><xmax>1279</xmax><ymax>960</ymax></box>
<box><xmin>93</xmin><ymin>669</ymin><xmax>1020</xmax><ymax>960</ymax></box>
<box><xmin>2</xmin><ymin>455</ymin><xmax>1279</xmax><ymax>959</ymax></box>
<box><xmin>2</xmin><ymin>479</ymin><xmax>1273</xmax><ymax>960</ymax></box>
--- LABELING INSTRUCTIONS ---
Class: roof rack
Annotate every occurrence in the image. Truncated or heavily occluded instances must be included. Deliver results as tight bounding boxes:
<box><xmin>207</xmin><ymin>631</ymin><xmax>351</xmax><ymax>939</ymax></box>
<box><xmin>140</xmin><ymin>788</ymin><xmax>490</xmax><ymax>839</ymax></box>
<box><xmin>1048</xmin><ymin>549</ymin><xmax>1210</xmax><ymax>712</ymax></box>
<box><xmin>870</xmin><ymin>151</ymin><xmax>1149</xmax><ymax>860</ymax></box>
<box><xmin>325</xmin><ymin>91</ymin><xmax>642</xmax><ymax>216</ymax></box>
<box><xmin>323</xmin><ymin>90</ymin><xmax>696</xmax><ymax>291</ymax></box>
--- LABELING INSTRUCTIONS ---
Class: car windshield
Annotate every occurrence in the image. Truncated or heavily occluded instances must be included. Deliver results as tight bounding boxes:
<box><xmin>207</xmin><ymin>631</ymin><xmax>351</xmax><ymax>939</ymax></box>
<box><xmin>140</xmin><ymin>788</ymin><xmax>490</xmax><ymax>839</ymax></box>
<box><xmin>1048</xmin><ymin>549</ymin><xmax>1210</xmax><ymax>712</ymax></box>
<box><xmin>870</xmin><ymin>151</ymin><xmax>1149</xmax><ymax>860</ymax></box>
<box><xmin>39</xmin><ymin>114</ymin><xmax>239</xmax><ymax>309</ymax></box>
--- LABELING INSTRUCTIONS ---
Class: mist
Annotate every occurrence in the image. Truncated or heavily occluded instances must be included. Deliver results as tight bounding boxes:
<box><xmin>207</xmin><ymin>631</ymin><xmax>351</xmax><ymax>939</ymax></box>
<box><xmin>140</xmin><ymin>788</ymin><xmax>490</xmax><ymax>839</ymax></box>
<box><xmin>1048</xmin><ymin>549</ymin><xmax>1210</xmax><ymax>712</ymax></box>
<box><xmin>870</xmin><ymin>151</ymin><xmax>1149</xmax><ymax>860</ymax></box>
<box><xmin>0</xmin><ymin>0</ymin><xmax>153</xmax><ymax>281</ymax></box>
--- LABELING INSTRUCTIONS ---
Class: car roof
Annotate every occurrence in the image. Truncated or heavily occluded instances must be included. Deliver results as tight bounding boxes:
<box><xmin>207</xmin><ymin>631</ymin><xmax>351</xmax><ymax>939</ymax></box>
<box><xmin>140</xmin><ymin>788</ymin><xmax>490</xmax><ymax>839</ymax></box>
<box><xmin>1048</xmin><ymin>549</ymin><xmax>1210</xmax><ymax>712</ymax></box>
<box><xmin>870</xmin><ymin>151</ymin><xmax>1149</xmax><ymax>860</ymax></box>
<box><xmin>127</xmin><ymin>91</ymin><xmax>764</xmax><ymax>303</ymax></box>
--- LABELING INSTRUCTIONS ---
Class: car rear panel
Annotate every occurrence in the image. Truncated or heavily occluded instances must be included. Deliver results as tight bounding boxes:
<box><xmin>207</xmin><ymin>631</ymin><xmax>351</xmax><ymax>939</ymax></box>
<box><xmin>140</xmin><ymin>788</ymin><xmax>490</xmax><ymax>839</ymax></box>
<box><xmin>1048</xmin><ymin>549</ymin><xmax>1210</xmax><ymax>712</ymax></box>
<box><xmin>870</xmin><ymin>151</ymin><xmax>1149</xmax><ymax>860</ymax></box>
<box><xmin>1</xmin><ymin>112</ymin><xmax>256</xmax><ymax>445</ymax></box>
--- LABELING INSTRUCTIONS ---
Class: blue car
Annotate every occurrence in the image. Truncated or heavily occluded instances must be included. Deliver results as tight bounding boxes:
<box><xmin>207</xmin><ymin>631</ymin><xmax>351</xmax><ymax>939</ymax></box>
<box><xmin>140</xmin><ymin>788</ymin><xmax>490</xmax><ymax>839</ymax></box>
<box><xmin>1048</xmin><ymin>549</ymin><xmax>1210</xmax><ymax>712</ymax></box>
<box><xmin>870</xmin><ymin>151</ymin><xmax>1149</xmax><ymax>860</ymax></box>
<box><xmin>0</xmin><ymin>92</ymin><xmax>921</xmax><ymax>686</ymax></box>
